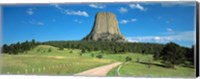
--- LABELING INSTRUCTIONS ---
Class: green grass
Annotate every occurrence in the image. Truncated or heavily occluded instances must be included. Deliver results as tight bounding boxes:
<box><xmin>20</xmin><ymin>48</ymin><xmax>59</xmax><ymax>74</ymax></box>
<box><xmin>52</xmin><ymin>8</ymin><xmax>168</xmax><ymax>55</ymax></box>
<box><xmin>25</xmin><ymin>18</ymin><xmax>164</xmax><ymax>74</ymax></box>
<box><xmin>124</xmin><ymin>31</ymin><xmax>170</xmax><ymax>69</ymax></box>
<box><xmin>1</xmin><ymin>45</ymin><xmax>195</xmax><ymax>77</ymax></box>
<box><xmin>1</xmin><ymin>45</ymin><xmax>113</xmax><ymax>75</ymax></box>
<box><xmin>107</xmin><ymin>62</ymin><xmax>195</xmax><ymax>77</ymax></box>
<box><xmin>77</xmin><ymin>51</ymin><xmax>195</xmax><ymax>77</ymax></box>
<box><xmin>81</xmin><ymin>51</ymin><xmax>152</xmax><ymax>61</ymax></box>
<box><xmin>106</xmin><ymin>53</ymin><xmax>195</xmax><ymax>77</ymax></box>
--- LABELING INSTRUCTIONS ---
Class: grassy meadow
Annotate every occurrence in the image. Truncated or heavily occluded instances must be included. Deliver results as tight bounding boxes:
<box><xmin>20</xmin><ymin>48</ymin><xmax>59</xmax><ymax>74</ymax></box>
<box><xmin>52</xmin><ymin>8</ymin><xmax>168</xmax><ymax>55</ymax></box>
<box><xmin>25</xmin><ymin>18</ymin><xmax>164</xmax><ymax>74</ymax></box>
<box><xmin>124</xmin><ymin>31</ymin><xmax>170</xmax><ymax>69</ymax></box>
<box><xmin>1</xmin><ymin>45</ymin><xmax>195</xmax><ymax>77</ymax></box>
<box><xmin>1</xmin><ymin>45</ymin><xmax>114</xmax><ymax>75</ymax></box>
<box><xmin>107</xmin><ymin>60</ymin><xmax>195</xmax><ymax>77</ymax></box>
<box><xmin>81</xmin><ymin>52</ymin><xmax>195</xmax><ymax>77</ymax></box>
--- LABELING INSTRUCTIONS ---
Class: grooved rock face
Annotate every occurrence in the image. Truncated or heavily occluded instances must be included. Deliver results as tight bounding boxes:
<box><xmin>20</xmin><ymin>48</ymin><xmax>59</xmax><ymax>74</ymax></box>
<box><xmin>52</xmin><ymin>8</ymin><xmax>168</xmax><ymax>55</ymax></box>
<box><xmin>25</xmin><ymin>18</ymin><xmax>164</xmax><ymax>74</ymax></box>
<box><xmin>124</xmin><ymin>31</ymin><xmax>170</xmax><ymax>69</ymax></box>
<box><xmin>83</xmin><ymin>12</ymin><xmax>125</xmax><ymax>42</ymax></box>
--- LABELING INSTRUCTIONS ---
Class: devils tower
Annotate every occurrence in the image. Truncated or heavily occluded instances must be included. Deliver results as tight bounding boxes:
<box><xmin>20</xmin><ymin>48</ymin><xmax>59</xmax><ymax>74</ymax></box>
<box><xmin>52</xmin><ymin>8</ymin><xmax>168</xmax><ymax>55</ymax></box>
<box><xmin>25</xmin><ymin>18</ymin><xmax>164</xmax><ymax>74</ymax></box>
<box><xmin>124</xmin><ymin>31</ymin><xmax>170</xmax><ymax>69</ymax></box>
<box><xmin>83</xmin><ymin>12</ymin><xmax>125</xmax><ymax>42</ymax></box>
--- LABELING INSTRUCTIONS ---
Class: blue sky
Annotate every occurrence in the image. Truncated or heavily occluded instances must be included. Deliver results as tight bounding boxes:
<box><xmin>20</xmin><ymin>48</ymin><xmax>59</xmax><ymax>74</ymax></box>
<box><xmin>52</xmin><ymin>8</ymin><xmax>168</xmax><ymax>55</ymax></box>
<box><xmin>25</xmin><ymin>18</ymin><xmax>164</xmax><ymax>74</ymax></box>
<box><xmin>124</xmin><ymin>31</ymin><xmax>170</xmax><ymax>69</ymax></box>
<box><xmin>2</xmin><ymin>2</ymin><xmax>196</xmax><ymax>47</ymax></box>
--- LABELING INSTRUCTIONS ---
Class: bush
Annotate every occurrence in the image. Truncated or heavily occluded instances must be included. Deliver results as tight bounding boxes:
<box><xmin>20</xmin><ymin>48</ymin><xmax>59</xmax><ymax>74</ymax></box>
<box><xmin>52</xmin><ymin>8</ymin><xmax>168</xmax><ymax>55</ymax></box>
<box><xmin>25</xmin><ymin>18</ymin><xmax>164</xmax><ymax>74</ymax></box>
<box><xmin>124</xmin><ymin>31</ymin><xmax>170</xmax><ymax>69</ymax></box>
<box><xmin>96</xmin><ymin>55</ymin><xmax>103</xmax><ymax>59</ymax></box>
<box><xmin>125</xmin><ymin>56</ymin><xmax>132</xmax><ymax>62</ymax></box>
<box><xmin>59</xmin><ymin>46</ymin><xmax>64</xmax><ymax>50</ymax></box>
<box><xmin>80</xmin><ymin>53</ymin><xmax>83</xmax><ymax>56</ymax></box>
<box><xmin>91</xmin><ymin>53</ymin><xmax>94</xmax><ymax>57</ymax></box>
<box><xmin>81</xmin><ymin>49</ymin><xmax>87</xmax><ymax>53</ymax></box>
<box><xmin>48</xmin><ymin>48</ymin><xmax>52</xmax><ymax>52</ymax></box>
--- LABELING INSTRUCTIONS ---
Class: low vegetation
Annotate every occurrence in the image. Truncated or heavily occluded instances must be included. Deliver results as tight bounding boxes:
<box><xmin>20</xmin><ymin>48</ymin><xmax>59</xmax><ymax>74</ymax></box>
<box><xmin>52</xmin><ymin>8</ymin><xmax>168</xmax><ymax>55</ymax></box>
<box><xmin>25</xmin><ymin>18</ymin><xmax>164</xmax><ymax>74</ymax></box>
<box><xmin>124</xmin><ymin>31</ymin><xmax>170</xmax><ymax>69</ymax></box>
<box><xmin>1</xmin><ymin>45</ymin><xmax>113</xmax><ymax>75</ymax></box>
<box><xmin>1</xmin><ymin>40</ymin><xmax>195</xmax><ymax>77</ymax></box>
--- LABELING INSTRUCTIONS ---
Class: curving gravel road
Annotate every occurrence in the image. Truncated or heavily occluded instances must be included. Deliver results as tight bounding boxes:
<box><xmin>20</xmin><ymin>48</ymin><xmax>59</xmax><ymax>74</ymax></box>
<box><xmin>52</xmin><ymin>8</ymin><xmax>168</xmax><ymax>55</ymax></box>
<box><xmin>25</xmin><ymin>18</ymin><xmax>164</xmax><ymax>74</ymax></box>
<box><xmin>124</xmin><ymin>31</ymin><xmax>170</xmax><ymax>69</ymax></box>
<box><xmin>74</xmin><ymin>62</ymin><xmax>122</xmax><ymax>76</ymax></box>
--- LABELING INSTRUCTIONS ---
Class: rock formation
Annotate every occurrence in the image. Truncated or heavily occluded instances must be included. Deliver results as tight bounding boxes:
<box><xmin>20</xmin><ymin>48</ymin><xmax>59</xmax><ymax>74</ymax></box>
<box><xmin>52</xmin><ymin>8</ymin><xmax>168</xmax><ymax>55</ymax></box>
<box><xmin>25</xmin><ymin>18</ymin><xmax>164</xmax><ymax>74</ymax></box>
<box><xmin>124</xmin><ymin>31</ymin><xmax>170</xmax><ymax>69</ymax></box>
<box><xmin>83</xmin><ymin>12</ymin><xmax>125</xmax><ymax>42</ymax></box>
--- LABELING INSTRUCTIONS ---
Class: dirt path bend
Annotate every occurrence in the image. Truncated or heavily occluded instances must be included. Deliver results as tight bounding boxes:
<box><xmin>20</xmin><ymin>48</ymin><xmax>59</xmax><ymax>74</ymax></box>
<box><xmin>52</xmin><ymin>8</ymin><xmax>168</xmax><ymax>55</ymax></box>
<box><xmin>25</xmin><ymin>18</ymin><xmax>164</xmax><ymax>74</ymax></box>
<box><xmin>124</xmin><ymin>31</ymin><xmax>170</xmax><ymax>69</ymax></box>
<box><xmin>74</xmin><ymin>62</ymin><xmax>122</xmax><ymax>76</ymax></box>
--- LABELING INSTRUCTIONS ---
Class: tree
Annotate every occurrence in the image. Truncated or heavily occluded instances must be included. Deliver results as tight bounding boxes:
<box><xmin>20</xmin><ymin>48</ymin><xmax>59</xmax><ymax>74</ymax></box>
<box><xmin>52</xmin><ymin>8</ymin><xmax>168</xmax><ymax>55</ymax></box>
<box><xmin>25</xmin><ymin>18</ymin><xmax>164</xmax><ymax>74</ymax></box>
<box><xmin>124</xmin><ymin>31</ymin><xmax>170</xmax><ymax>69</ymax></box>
<box><xmin>125</xmin><ymin>56</ymin><xmax>132</xmax><ymax>62</ymax></box>
<box><xmin>31</xmin><ymin>39</ymin><xmax>36</xmax><ymax>47</ymax></box>
<box><xmin>2</xmin><ymin>44</ymin><xmax>9</xmax><ymax>54</ymax></box>
<box><xmin>142</xmin><ymin>50</ymin><xmax>145</xmax><ymax>54</ymax></box>
<box><xmin>153</xmin><ymin>51</ymin><xmax>160</xmax><ymax>60</ymax></box>
<box><xmin>59</xmin><ymin>46</ymin><xmax>64</xmax><ymax>50</ymax></box>
<box><xmin>81</xmin><ymin>49</ymin><xmax>86</xmax><ymax>53</ymax></box>
<box><xmin>185</xmin><ymin>45</ymin><xmax>194</xmax><ymax>65</ymax></box>
<box><xmin>189</xmin><ymin>45</ymin><xmax>194</xmax><ymax>65</ymax></box>
<box><xmin>158</xmin><ymin>42</ymin><xmax>186</xmax><ymax>68</ymax></box>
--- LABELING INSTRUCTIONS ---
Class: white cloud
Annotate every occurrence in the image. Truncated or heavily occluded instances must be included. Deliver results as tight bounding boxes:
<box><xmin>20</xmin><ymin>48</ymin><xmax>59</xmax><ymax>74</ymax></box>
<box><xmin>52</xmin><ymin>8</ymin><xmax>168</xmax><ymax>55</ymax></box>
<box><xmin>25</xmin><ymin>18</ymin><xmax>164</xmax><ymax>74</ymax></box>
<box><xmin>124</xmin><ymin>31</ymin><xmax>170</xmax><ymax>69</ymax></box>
<box><xmin>167</xmin><ymin>28</ymin><xmax>173</xmax><ymax>32</ymax></box>
<box><xmin>129</xmin><ymin>4</ymin><xmax>146</xmax><ymax>11</ymax></box>
<box><xmin>131</xmin><ymin>19</ymin><xmax>137</xmax><ymax>22</ymax></box>
<box><xmin>159</xmin><ymin>2</ymin><xmax>195</xmax><ymax>7</ymax></box>
<box><xmin>26</xmin><ymin>8</ymin><xmax>35</xmax><ymax>15</ymax></box>
<box><xmin>74</xmin><ymin>19</ymin><xmax>82</xmax><ymax>24</ymax></box>
<box><xmin>37</xmin><ymin>22</ymin><xmax>44</xmax><ymax>26</ymax></box>
<box><xmin>126</xmin><ymin>31</ymin><xmax>195</xmax><ymax>44</ymax></box>
<box><xmin>120</xmin><ymin>20</ymin><xmax>129</xmax><ymax>24</ymax></box>
<box><xmin>52</xmin><ymin>4</ymin><xmax>89</xmax><ymax>17</ymax></box>
<box><xmin>52</xmin><ymin>4</ymin><xmax>63</xmax><ymax>10</ymax></box>
<box><xmin>119</xmin><ymin>18</ymin><xmax>137</xmax><ymax>24</ymax></box>
<box><xmin>137</xmin><ymin>2</ymin><xmax>195</xmax><ymax>7</ymax></box>
<box><xmin>29</xmin><ymin>21</ymin><xmax>44</xmax><ymax>26</ymax></box>
<box><xmin>89</xmin><ymin>4</ymin><xmax>105</xmax><ymax>9</ymax></box>
<box><xmin>118</xmin><ymin>7</ymin><xmax>128</xmax><ymax>14</ymax></box>
<box><xmin>65</xmin><ymin>10</ymin><xmax>89</xmax><ymax>17</ymax></box>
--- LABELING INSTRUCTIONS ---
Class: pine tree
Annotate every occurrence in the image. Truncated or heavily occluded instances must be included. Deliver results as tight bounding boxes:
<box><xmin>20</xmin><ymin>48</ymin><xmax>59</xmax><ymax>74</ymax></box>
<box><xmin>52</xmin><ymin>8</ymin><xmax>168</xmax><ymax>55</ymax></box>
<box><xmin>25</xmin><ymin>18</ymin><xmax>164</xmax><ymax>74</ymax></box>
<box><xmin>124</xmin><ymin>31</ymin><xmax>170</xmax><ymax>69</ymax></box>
<box><xmin>159</xmin><ymin>42</ymin><xmax>186</xmax><ymax>68</ymax></box>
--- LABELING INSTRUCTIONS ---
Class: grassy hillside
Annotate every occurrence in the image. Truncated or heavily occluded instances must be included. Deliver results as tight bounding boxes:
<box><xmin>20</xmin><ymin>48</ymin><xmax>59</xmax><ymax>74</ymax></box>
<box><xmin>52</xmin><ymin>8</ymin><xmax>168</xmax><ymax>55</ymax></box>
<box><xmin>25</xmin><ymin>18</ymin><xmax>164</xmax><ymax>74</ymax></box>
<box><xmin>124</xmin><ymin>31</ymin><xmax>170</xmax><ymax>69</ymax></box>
<box><xmin>1</xmin><ymin>45</ymin><xmax>113</xmax><ymax>75</ymax></box>
<box><xmin>105</xmin><ymin>53</ymin><xmax>195</xmax><ymax>77</ymax></box>
<box><xmin>75</xmin><ymin>51</ymin><xmax>195</xmax><ymax>77</ymax></box>
<box><xmin>1</xmin><ymin>45</ymin><xmax>195</xmax><ymax>77</ymax></box>
<box><xmin>108</xmin><ymin>62</ymin><xmax>195</xmax><ymax>77</ymax></box>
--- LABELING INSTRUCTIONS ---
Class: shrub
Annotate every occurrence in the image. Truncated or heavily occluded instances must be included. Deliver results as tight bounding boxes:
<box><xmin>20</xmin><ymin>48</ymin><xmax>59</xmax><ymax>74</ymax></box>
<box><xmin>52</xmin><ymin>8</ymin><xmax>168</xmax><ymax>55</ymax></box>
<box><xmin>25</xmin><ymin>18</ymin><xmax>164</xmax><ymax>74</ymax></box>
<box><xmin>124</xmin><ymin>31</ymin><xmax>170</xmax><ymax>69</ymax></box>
<box><xmin>81</xmin><ymin>49</ymin><xmax>86</xmax><ymax>53</ymax></box>
<box><xmin>96</xmin><ymin>55</ymin><xmax>103</xmax><ymax>59</ymax></box>
<box><xmin>91</xmin><ymin>53</ymin><xmax>94</xmax><ymax>57</ymax></box>
<box><xmin>59</xmin><ymin>46</ymin><xmax>64</xmax><ymax>50</ymax></box>
<box><xmin>125</xmin><ymin>56</ymin><xmax>132</xmax><ymax>62</ymax></box>
<box><xmin>80</xmin><ymin>53</ymin><xmax>83</xmax><ymax>56</ymax></box>
<box><xmin>48</xmin><ymin>48</ymin><xmax>52</xmax><ymax>52</ymax></box>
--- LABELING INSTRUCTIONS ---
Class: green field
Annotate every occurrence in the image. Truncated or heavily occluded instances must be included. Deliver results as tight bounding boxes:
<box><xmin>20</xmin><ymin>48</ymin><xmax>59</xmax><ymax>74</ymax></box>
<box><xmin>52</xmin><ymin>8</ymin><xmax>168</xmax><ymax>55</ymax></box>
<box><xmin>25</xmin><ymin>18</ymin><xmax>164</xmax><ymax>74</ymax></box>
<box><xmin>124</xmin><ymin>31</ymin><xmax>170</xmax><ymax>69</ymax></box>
<box><xmin>1</xmin><ymin>45</ymin><xmax>114</xmax><ymax>75</ymax></box>
<box><xmin>81</xmin><ymin>50</ymin><xmax>195</xmax><ymax>77</ymax></box>
<box><xmin>107</xmin><ymin>61</ymin><xmax>195</xmax><ymax>77</ymax></box>
<box><xmin>1</xmin><ymin>45</ymin><xmax>195</xmax><ymax>77</ymax></box>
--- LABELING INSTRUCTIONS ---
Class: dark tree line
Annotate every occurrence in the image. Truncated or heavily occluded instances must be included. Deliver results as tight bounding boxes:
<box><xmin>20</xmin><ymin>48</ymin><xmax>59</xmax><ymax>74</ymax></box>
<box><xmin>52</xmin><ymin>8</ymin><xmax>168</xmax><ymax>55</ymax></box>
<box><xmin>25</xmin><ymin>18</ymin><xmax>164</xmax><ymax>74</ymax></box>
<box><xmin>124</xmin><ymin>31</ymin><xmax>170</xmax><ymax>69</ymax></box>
<box><xmin>2</xmin><ymin>39</ymin><xmax>39</xmax><ymax>55</ymax></box>
<box><xmin>42</xmin><ymin>41</ymin><xmax>195</xmax><ymax>67</ymax></box>
<box><xmin>153</xmin><ymin>42</ymin><xmax>195</xmax><ymax>68</ymax></box>
<box><xmin>42</xmin><ymin>41</ymin><xmax>165</xmax><ymax>54</ymax></box>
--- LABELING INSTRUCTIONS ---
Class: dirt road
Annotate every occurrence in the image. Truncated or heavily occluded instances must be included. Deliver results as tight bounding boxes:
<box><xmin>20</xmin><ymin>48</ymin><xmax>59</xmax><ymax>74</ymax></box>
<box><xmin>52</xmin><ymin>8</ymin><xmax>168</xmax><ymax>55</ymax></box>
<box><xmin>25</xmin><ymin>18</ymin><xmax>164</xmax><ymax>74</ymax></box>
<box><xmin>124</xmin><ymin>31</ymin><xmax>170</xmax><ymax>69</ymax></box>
<box><xmin>74</xmin><ymin>62</ymin><xmax>122</xmax><ymax>76</ymax></box>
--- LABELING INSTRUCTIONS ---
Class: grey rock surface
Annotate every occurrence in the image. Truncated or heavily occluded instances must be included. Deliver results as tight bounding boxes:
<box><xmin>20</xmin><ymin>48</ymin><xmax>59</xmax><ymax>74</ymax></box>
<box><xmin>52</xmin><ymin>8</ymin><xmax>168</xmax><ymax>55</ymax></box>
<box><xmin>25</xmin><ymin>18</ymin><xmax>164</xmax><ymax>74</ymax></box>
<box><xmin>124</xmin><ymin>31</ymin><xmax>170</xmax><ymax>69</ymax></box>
<box><xmin>83</xmin><ymin>12</ymin><xmax>125</xmax><ymax>42</ymax></box>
